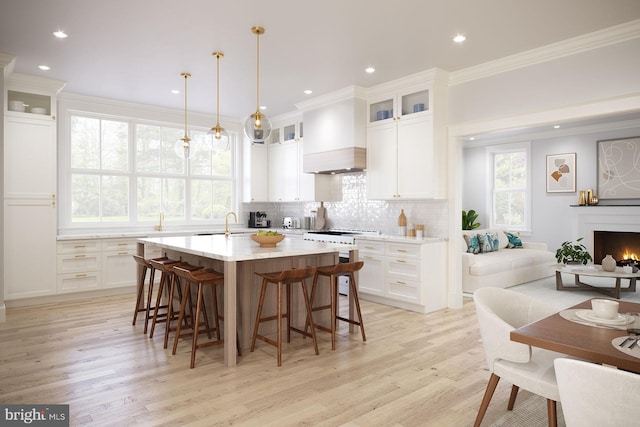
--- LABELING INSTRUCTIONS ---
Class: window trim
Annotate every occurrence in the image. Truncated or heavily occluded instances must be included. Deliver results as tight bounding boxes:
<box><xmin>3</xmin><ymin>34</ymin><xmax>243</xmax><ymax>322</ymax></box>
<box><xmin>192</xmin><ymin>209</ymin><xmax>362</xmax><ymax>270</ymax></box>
<box><xmin>485</xmin><ymin>141</ymin><xmax>531</xmax><ymax>234</ymax></box>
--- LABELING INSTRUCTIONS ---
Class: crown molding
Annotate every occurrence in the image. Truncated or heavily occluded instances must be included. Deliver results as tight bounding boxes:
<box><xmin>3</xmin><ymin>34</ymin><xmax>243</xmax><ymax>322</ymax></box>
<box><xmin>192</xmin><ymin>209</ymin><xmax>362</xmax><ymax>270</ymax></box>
<box><xmin>450</xmin><ymin>19</ymin><xmax>640</xmax><ymax>86</ymax></box>
<box><xmin>0</xmin><ymin>52</ymin><xmax>15</xmax><ymax>77</ymax></box>
<box><xmin>7</xmin><ymin>72</ymin><xmax>66</xmax><ymax>94</ymax></box>
<box><xmin>294</xmin><ymin>85</ymin><xmax>367</xmax><ymax>111</ymax></box>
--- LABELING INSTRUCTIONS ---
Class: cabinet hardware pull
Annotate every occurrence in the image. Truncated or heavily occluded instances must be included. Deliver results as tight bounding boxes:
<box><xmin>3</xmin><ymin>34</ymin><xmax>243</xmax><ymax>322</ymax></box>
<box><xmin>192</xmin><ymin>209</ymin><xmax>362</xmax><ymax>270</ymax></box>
<box><xmin>118</xmin><ymin>252</ymin><xmax>129</xmax><ymax>255</ymax></box>
<box><xmin>75</xmin><ymin>274</ymin><xmax>87</xmax><ymax>278</ymax></box>
<box><xmin>364</xmin><ymin>256</ymin><xmax>373</xmax><ymax>259</ymax></box>
<box><xmin>396</xmin><ymin>259</ymin><xmax>406</xmax><ymax>263</ymax></box>
<box><xmin>74</xmin><ymin>254</ymin><xmax>86</xmax><ymax>258</ymax></box>
<box><xmin>117</xmin><ymin>243</ymin><xmax>128</xmax><ymax>246</ymax></box>
<box><xmin>396</xmin><ymin>281</ymin><xmax>406</xmax><ymax>285</ymax></box>
<box><xmin>74</xmin><ymin>245</ymin><xmax>86</xmax><ymax>248</ymax></box>
<box><xmin>397</xmin><ymin>249</ymin><xmax>407</xmax><ymax>252</ymax></box>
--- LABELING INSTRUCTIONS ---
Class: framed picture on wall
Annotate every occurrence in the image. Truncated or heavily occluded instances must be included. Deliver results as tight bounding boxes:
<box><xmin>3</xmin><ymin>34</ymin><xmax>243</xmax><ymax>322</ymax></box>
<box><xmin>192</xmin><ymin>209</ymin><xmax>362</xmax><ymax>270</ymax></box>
<box><xmin>546</xmin><ymin>153</ymin><xmax>576</xmax><ymax>193</ymax></box>
<box><xmin>597</xmin><ymin>136</ymin><xmax>640</xmax><ymax>199</ymax></box>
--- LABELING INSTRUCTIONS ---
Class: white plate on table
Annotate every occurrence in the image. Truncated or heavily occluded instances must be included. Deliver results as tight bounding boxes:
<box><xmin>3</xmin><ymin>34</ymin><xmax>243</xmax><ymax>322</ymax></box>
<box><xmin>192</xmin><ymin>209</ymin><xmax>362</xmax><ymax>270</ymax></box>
<box><xmin>575</xmin><ymin>309</ymin><xmax>633</xmax><ymax>326</ymax></box>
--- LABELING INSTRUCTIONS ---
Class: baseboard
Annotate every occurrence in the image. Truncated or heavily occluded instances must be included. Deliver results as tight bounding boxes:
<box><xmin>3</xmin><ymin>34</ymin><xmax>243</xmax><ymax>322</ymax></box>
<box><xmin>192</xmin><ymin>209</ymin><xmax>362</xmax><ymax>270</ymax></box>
<box><xmin>0</xmin><ymin>303</ymin><xmax>6</xmax><ymax>323</ymax></box>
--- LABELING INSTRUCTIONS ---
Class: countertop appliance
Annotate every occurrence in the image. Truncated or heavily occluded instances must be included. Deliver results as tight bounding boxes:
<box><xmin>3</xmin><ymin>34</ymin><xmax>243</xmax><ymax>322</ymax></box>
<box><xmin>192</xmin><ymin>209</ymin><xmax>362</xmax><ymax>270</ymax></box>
<box><xmin>249</xmin><ymin>211</ymin><xmax>268</xmax><ymax>228</ymax></box>
<box><xmin>282</xmin><ymin>217</ymin><xmax>300</xmax><ymax>229</ymax></box>
<box><xmin>303</xmin><ymin>229</ymin><xmax>380</xmax><ymax>294</ymax></box>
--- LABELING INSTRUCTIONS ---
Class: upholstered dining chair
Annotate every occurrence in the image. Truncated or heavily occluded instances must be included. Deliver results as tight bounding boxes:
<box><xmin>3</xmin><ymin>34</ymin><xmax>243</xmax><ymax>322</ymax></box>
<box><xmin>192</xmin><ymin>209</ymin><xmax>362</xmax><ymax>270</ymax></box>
<box><xmin>473</xmin><ymin>287</ymin><xmax>565</xmax><ymax>427</ymax></box>
<box><xmin>555</xmin><ymin>358</ymin><xmax>640</xmax><ymax>427</ymax></box>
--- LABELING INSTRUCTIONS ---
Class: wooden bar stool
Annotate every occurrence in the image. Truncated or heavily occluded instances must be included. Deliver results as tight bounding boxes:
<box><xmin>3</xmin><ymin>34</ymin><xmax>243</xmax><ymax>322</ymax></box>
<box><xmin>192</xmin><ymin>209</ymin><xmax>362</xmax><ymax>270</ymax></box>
<box><xmin>250</xmin><ymin>266</ymin><xmax>319</xmax><ymax>367</ymax></box>
<box><xmin>172</xmin><ymin>265</ymin><xmax>241</xmax><ymax>368</ymax></box>
<box><xmin>132</xmin><ymin>255</ymin><xmax>168</xmax><ymax>334</ymax></box>
<box><xmin>306</xmin><ymin>261</ymin><xmax>366</xmax><ymax>350</ymax></box>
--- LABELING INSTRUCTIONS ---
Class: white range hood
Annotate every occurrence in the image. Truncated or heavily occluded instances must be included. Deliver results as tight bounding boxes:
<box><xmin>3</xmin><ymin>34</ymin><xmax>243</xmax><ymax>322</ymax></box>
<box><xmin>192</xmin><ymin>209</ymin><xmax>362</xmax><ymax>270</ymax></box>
<box><xmin>298</xmin><ymin>86</ymin><xmax>367</xmax><ymax>174</ymax></box>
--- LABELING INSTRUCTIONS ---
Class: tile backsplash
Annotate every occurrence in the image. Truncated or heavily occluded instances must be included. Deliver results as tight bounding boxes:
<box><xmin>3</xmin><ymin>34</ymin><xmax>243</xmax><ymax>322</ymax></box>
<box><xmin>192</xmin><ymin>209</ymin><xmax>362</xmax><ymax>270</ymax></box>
<box><xmin>243</xmin><ymin>172</ymin><xmax>448</xmax><ymax>238</ymax></box>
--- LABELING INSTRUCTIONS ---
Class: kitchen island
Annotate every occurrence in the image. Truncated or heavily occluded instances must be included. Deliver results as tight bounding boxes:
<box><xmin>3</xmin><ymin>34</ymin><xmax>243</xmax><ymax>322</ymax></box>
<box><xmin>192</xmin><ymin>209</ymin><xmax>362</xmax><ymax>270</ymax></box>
<box><xmin>137</xmin><ymin>234</ymin><xmax>357</xmax><ymax>366</ymax></box>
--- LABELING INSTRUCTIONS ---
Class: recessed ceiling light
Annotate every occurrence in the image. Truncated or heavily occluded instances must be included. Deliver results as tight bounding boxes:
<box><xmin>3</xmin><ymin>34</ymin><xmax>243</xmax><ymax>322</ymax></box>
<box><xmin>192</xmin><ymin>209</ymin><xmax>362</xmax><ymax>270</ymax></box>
<box><xmin>53</xmin><ymin>30</ymin><xmax>68</xmax><ymax>39</ymax></box>
<box><xmin>171</xmin><ymin>89</ymin><xmax>180</xmax><ymax>94</ymax></box>
<box><xmin>453</xmin><ymin>34</ymin><xmax>466</xmax><ymax>43</ymax></box>
<box><xmin>259</xmin><ymin>105</ymin><xmax>267</xmax><ymax>110</ymax></box>
<box><xmin>38</xmin><ymin>65</ymin><xmax>51</xmax><ymax>71</ymax></box>
<box><xmin>469</xmin><ymin>137</ymin><xmax>476</xmax><ymax>141</ymax></box>
<box><xmin>553</xmin><ymin>125</ymin><xmax>561</xmax><ymax>129</ymax></box>
<box><xmin>365</xmin><ymin>66</ymin><xmax>375</xmax><ymax>74</ymax></box>
<box><xmin>304</xmin><ymin>89</ymin><xmax>313</xmax><ymax>95</ymax></box>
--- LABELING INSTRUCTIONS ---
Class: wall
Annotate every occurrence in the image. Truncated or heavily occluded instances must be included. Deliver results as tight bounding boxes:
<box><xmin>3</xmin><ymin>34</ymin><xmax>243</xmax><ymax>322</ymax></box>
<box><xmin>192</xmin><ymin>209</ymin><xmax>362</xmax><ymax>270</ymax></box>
<box><xmin>245</xmin><ymin>172</ymin><xmax>449</xmax><ymax>237</ymax></box>
<box><xmin>462</xmin><ymin>124</ymin><xmax>640</xmax><ymax>252</ymax></box>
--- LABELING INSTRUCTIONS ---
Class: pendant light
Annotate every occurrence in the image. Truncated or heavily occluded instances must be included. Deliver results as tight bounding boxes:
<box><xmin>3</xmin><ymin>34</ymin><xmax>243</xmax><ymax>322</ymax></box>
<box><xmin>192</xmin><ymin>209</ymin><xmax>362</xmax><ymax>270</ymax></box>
<box><xmin>208</xmin><ymin>52</ymin><xmax>229</xmax><ymax>144</ymax></box>
<box><xmin>175</xmin><ymin>72</ymin><xmax>196</xmax><ymax>159</ymax></box>
<box><xmin>243</xmin><ymin>26</ymin><xmax>272</xmax><ymax>143</ymax></box>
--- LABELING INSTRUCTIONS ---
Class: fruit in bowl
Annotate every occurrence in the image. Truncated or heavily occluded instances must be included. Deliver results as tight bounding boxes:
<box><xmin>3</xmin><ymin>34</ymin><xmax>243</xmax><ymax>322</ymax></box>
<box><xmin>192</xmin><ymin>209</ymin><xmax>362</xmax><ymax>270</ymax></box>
<box><xmin>251</xmin><ymin>231</ymin><xmax>285</xmax><ymax>247</ymax></box>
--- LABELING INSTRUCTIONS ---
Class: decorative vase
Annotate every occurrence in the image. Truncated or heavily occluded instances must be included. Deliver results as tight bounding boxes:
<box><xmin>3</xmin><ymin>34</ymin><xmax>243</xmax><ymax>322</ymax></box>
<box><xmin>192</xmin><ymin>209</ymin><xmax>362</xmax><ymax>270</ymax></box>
<box><xmin>602</xmin><ymin>254</ymin><xmax>617</xmax><ymax>272</ymax></box>
<box><xmin>578</xmin><ymin>190</ymin><xmax>586</xmax><ymax>206</ymax></box>
<box><xmin>398</xmin><ymin>209</ymin><xmax>407</xmax><ymax>236</ymax></box>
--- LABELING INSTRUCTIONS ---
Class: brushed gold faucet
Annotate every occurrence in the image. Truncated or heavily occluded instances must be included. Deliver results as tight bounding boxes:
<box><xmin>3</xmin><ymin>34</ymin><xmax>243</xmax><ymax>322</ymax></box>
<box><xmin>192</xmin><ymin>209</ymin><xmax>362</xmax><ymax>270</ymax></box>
<box><xmin>225</xmin><ymin>211</ymin><xmax>237</xmax><ymax>237</ymax></box>
<box><xmin>154</xmin><ymin>212</ymin><xmax>164</xmax><ymax>231</ymax></box>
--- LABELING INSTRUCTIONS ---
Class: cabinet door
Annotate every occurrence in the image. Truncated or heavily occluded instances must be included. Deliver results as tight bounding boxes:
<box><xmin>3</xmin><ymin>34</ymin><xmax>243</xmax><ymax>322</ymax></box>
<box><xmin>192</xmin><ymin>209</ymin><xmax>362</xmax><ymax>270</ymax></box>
<box><xmin>5</xmin><ymin>116</ymin><xmax>56</xmax><ymax>198</ymax></box>
<box><xmin>298</xmin><ymin>140</ymin><xmax>316</xmax><ymax>201</ymax></box>
<box><xmin>102</xmin><ymin>250</ymin><xmax>137</xmax><ymax>289</ymax></box>
<box><xmin>358</xmin><ymin>253</ymin><xmax>385</xmax><ymax>296</ymax></box>
<box><xmin>268</xmin><ymin>144</ymin><xmax>284</xmax><ymax>201</ymax></box>
<box><xmin>397</xmin><ymin>116</ymin><xmax>435</xmax><ymax>198</ymax></box>
<box><xmin>4</xmin><ymin>198</ymin><xmax>57</xmax><ymax>299</ymax></box>
<box><xmin>282</xmin><ymin>141</ymin><xmax>299</xmax><ymax>201</ymax></box>
<box><xmin>243</xmin><ymin>144</ymin><xmax>268</xmax><ymax>202</ymax></box>
<box><xmin>366</xmin><ymin>121</ymin><xmax>398</xmax><ymax>200</ymax></box>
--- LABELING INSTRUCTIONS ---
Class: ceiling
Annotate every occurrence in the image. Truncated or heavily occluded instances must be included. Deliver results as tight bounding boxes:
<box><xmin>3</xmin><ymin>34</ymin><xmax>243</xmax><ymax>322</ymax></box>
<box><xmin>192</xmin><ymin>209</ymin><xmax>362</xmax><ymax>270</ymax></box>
<box><xmin>2</xmin><ymin>0</ymin><xmax>640</xmax><ymax>121</ymax></box>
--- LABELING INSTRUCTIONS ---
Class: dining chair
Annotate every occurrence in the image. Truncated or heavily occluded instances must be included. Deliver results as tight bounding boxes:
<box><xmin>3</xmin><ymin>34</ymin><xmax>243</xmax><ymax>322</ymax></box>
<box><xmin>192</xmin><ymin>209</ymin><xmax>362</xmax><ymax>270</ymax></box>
<box><xmin>554</xmin><ymin>358</ymin><xmax>640</xmax><ymax>427</ymax></box>
<box><xmin>473</xmin><ymin>287</ymin><xmax>564</xmax><ymax>427</ymax></box>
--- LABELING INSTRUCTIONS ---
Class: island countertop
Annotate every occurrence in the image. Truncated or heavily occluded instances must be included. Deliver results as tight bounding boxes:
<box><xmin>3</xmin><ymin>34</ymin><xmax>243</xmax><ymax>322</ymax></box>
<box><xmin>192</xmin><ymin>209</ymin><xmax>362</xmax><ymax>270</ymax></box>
<box><xmin>138</xmin><ymin>234</ymin><xmax>354</xmax><ymax>262</ymax></box>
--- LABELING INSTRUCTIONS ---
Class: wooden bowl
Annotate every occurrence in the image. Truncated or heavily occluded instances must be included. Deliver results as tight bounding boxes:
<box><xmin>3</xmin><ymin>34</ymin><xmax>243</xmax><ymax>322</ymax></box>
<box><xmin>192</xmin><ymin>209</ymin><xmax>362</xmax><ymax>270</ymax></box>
<box><xmin>251</xmin><ymin>233</ymin><xmax>285</xmax><ymax>248</ymax></box>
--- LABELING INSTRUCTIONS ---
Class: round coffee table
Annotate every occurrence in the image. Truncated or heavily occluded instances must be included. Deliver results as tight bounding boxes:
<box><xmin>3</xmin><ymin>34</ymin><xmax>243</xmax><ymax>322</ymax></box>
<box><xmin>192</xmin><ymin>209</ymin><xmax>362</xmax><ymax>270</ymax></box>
<box><xmin>555</xmin><ymin>264</ymin><xmax>640</xmax><ymax>299</ymax></box>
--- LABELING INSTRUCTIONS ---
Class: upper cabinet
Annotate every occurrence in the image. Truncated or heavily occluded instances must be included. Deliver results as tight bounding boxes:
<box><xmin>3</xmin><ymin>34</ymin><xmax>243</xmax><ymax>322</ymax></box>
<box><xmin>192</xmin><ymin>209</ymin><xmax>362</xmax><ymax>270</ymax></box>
<box><xmin>366</xmin><ymin>69</ymin><xmax>448</xmax><ymax>200</ymax></box>
<box><xmin>268</xmin><ymin>113</ymin><xmax>304</xmax><ymax>145</ymax></box>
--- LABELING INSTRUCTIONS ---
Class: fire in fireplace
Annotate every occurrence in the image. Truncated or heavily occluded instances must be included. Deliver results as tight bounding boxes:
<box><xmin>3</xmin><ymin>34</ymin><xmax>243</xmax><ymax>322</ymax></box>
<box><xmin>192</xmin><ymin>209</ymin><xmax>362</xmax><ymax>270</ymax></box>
<box><xmin>593</xmin><ymin>231</ymin><xmax>640</xmax><ymax>267</ymax></box>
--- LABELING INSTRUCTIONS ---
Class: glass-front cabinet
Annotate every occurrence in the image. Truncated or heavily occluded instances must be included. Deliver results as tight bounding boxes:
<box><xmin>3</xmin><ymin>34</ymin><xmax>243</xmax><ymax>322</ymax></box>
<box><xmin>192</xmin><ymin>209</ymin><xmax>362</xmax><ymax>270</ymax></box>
<box><xmin>7</xmin><ymin>90</ymin><xmax>52</xmax><ymax>116</ymax></box>
<box><xmin>368</xmin><ymin>86</ymin><xmax>429</xmax><ymax>125</ymax></box>
<box><xmin>269</xmin><ymin>112</ymin><xmax>303</xmax><ymax>144</ymax></box>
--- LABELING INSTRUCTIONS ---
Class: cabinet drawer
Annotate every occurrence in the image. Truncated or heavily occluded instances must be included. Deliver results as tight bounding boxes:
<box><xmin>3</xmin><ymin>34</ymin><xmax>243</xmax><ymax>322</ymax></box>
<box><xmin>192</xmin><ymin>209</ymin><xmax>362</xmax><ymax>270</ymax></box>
<box><xmin>102</xmin><ymin>251</ymin><xmax>137</xmax><ymax>289</ymax></box>
<box><xmin>385</xmin><ymin>277</ymin><xmax>420</xmax><ymax>303</ymax></box>
<box><xmin>57</xmin><ymin>240</ymin><xmax>100</xmax><ymax>254</ymax></box>
<box><xmin>385</xmin><ymin>257</ymin><xmax>420</xmax><ymax>280</ymax></box>
<box><xmin>357</xmin><ymin>239</ymin><xmax>384</xmax><ymax>255</ymax></box>
<box><xmin>57</xmin><ymin>253</ymin><xmax>100</xmax><ymax>274</ymax></box>
<box><xmin>102</xmin><ymin>239</ymin><xmax>138</xmax><ymax>252</ymax></box>
<box><xmin>57</xmin><ymin>272</ymin><xmax>101</xmax><ymax>293</ymax></box>
<box><xmin>386</xmin><ymin>242</ymin><xmax>420</xmax><ymax>258</ymax></box>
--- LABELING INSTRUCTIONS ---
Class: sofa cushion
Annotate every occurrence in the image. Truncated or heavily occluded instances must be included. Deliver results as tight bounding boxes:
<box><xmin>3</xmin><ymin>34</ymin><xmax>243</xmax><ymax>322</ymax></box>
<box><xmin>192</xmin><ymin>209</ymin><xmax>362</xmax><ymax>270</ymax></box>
<box><xmin>464</xmin><ymin>233</ymin><xmax>481</xmax><ymax>254</ymax></box>
<box><xmin>468</xmin><ymin>249</ymin><xmax>555</xmax><ymax>276</ymax></box>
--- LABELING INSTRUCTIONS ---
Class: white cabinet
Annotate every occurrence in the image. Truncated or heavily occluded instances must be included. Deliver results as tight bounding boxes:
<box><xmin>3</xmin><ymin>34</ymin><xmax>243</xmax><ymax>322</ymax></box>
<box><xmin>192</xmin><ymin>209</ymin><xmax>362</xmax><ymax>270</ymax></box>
<box><xmin>243</xmin><ymin>141</ymin><xmax>268</xmax><ymax>202</ymax></box>
<box><xmin>356</xmin><ymin>237</ymin><xmax>446</xmax><ymax>313</ymax></box>
<box><xmin>102</xmin><ymin>239</ymin><xmax>137</xmax><ymax>289</ymax></box>
<box><xmin>4</xmin><ymin>74</ymin><xmax>65</xmax><ymax>301</ymax></box>
<box><xmin>56</xmin><ymin>239</ymin><xmax>101</xmax><ymax>293</ymax></box>
<box><xmin>366</xmin><ymin>71</ymin><xmax>448</xmax><ymax>200</ymax></box>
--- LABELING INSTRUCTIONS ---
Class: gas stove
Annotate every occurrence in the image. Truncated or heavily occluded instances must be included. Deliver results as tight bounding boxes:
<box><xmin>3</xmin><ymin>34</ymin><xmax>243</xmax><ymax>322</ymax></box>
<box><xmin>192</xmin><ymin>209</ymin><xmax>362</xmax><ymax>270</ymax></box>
<box><xmin>303</xmin><ymin>229</ymin><xmax>380</xmax><ymax>245</ymax></box>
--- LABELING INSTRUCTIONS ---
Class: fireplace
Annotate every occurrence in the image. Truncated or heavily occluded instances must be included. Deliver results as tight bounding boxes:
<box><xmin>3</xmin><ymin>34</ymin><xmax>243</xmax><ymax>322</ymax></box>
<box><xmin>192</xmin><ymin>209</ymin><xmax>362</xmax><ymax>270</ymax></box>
<box><xmin>593</xmin><ymin>230</ymin><xmax>640</xmax><ymax>267</ymax></box>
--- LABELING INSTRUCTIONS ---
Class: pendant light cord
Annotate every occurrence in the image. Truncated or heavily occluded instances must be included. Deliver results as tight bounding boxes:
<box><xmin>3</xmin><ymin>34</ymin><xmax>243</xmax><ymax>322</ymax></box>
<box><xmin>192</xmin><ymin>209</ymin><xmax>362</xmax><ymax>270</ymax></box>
<box><xmin>256</xmin><ymin>30</ymin><xmax>260</xmax><ymax>112</ymax></box>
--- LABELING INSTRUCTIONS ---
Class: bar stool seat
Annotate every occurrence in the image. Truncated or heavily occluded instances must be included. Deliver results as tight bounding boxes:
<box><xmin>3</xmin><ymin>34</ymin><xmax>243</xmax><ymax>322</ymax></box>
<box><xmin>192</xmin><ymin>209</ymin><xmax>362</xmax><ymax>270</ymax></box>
<box><xmin>132</xmin><ymin>255</ymin><xmax>168</xmax><ymax>334</ymax></box>
<box><xmin>172</xmin><ymin>265</ymin><xmax>241</xmax><ymax>368</ymax></box>
<box><xmin>250</xmin><ymin>266</ymin><xmax>319</xmax><ymax>367</ymax></box>
<box><xmin>307</xmin><ymin>261</ymin><xmax>366</xmax><ymax>350</ymax></box>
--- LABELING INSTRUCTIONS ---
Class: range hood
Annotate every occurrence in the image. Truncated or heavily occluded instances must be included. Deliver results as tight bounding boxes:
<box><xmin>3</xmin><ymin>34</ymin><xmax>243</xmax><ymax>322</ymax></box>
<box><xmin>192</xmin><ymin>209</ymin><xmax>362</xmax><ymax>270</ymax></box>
<box><xmin>299</xmin><ymin>86</ymin><xmax>367</xmax><ymax>174</ymax></box>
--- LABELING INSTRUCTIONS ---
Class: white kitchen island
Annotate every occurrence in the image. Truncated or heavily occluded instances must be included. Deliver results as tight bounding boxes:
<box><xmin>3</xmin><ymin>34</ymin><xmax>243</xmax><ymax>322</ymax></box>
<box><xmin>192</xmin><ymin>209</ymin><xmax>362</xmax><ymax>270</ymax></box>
<box><xmin>137</xmin><ymin>234</ymin><xmax>357</xmax><ymax>367</ymax></box>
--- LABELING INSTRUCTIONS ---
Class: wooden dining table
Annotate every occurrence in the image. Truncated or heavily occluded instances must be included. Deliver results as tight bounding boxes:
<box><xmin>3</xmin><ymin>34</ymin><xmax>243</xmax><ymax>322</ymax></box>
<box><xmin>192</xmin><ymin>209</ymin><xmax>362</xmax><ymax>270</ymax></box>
<box><xmin>511</xmin><ymin>298</ymin><xmax>640</xmax><ymax>373</ymax></box>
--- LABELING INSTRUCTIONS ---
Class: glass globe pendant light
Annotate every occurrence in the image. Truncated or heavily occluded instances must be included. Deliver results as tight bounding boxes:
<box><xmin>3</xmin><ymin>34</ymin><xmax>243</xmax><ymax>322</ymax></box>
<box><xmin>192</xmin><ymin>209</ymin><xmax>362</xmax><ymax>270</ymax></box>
<box><xmin>174</xmin><ymin>72</ymin><xmax>197</xmax><ymax>159</ymax></box>
<box><xmin>208</xmin><ymin>52</ymin><xmax>229</xmax><ymax>145</ymax></box>
<box><xmin>243</xmin><ymin>26</ymin><xmax>272</xmax><ymax>143</ymax></box>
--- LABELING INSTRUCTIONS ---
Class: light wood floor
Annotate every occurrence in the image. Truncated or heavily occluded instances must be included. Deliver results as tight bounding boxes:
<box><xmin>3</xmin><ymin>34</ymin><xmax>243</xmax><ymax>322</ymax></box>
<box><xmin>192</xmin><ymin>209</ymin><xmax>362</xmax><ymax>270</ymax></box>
<box><xmin>0</xmin><ymin>293</ymin><xmax>523</xmax><ymax>426</ymax></box>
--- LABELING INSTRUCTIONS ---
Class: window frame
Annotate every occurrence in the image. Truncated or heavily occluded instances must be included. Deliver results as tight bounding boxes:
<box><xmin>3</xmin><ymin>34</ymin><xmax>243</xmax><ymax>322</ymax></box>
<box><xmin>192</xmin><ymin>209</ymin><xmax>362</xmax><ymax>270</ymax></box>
<box><xmin>57</xmin><ymin>98</ymin><xmax>239</xmax><ymax>234</ymax></box>
<box><xmin>485</xmin><ymin>141</ymin><xmax>532</xmax><ymax>234</ymax></box>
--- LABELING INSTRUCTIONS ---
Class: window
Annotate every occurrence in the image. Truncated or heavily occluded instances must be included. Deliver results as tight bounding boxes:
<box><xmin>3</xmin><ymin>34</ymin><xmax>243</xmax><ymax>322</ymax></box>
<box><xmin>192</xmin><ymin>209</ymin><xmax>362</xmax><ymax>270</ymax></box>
<box><xmin>62</xmin><ymin>111</ymin><xmax>236</xmax><ymax>230</ymax></box>
<box><xmin>487</xmin><ymin>142</ymin><xmax>531</xmax><ymax>232</ymax></box>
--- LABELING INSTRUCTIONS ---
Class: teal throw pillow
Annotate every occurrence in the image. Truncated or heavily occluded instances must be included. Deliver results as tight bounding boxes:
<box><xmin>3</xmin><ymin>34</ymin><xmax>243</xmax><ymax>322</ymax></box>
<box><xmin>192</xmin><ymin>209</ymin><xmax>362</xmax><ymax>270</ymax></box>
<box><xmin>463</xmin><ymin>234</ymin><xmax>481</xmax><ymax>254</ymax></box>
<box><xmin>504</xmin><ymin>231</ymin><xmax>523</xmax><ymax>248</ymax></box>
<box><xmin>478</xmin><ymin>232</ymin><xmax>500</xmax><ymax>253</ymax></box>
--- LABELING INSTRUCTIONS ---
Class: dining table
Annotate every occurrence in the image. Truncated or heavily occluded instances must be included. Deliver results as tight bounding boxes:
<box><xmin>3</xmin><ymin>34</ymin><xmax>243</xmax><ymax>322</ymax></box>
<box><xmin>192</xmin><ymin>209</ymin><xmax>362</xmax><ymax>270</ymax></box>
<box><xmin>511</xmin><ymin>298</ymin><xmax>640</xmax><ymax>373</ymax></box>
<box><xmin>137</xmin><ymin>234</ymin><xmax>357</xmax><ymax>367</ymax></box>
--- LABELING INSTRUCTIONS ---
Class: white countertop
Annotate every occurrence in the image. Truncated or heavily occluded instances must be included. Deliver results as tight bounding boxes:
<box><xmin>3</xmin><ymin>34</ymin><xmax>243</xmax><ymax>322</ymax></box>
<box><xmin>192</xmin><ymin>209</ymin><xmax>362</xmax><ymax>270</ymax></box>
<box><xmin>355</xmin><ymin>234</ymin><xmax>446</xmax><ymax>244</ymax></box>
<box><xmin>138</xmin><ymin>234</ymin><xmax>355</xmax><ymax>262</ymax></box>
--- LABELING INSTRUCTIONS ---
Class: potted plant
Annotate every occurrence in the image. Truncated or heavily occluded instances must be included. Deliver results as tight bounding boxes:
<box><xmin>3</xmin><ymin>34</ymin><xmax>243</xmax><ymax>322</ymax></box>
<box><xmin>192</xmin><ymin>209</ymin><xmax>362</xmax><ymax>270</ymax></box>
<box><xmin>555</xmin><ymin>238</ymin><xmax>593</xmax><ymax>265</ymax></box>
<box><xmin>462</xmin><ymin>210</ymin><xmax>480</xmax><ymax>230</ymax></box>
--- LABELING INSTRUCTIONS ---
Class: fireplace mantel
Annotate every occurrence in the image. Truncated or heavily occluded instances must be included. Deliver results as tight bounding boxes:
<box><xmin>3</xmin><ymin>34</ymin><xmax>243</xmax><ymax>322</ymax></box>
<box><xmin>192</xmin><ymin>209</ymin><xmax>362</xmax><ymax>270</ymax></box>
<box><xmin>574</xmin><ymin>206</ymin><xmax>640</xmax><ymax>254</ymax></box>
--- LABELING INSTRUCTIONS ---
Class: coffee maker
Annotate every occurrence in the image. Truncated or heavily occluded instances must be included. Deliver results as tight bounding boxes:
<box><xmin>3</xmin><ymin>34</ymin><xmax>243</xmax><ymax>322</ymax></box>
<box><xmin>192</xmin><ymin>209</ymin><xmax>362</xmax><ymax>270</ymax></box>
<box><xmin>248</xmin><ymin>211</ymin><xmax>268</xmax><ymax>228</ymax></box>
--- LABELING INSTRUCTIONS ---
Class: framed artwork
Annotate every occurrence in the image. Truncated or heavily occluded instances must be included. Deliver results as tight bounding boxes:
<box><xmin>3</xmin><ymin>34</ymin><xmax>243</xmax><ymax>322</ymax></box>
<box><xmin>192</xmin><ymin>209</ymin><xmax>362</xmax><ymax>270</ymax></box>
<box><xmin>597</xmin><ymin>136</ymin><xmax>640</xmax><ymax>200</ymax></box>
<box><xmin>546</xmin><ymin>153</ymin><xmax>576</xmax><ymax>193</ymax></box>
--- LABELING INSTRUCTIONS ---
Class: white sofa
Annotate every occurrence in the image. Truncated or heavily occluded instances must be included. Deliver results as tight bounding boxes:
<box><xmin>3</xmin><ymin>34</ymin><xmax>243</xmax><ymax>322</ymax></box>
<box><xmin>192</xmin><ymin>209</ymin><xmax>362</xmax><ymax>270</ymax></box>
<box><xmin>462</xmin><ymin>228</ymin><xmax>556</xmax><ymax>293</ymax></box>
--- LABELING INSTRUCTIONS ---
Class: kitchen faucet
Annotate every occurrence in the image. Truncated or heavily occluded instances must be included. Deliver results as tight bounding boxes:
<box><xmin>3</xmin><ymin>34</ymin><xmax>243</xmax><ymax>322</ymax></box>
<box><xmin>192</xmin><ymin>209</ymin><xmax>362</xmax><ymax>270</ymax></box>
<box><xmin>225</xmin><ymin>211</ymin><xmax>237</xmax><ymax>237</ymax></box>
<box><xmin>155</xmin><ymin>212</ymin><xmax>164</xmax><ymax>231</ymax></box>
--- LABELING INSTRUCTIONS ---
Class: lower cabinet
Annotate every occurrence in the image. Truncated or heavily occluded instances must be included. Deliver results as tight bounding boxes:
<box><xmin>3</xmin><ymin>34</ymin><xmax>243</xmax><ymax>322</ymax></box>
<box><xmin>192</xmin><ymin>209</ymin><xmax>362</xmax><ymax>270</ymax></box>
<box><xmin>356</xmin><ymin>237</ymin><xmax>446</xmax><ymax>313</ymax></box>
